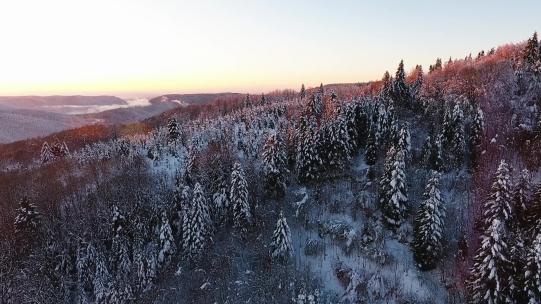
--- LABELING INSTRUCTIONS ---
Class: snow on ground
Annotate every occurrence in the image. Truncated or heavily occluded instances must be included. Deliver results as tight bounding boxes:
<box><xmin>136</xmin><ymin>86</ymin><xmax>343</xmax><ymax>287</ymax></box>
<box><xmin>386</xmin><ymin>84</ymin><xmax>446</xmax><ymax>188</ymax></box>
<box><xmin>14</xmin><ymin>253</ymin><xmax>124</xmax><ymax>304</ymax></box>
<box><xmin>287</xmin><ymin>152</ymin><xmax>452</xmax><ymax>303</ymax></box>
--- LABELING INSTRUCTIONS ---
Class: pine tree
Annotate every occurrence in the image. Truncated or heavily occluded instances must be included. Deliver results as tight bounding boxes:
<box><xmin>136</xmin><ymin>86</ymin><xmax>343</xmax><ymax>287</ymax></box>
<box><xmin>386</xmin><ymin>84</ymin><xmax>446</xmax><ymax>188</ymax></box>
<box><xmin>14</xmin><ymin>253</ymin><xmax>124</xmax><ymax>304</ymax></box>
<box><xmin>182</xmin><ymin>182</ymin><xmax>211</xmax><ymax>261</ymax></box>
<box><xmin>167</xmin><ymin>117</ymin><xmax>180</xmax><ymax>143</ymax></box>
<box><xmin>524</xmin><ymin>232</ymin><xmax>541</xmax><ymax>304</ymax></box>
<box><xmin>380</xmin><ymin>147</ymin><xmax>408</xmax><ymax>229</ymax></box>
<box><xmin>262</xmin><ymin>133</ymin><xmax>287</xmax><ymax>198</ymax></box>
<box><xmin>469</xmin><ymin>219</ymin><xmax>515</xmax><ymax>304</ymax></box>
<box><xmin>514</xmin><ymin>169</ymin><xmax>532</xmax><ymax>230</ymax></box>
<box><xmin>412</xmin><ymin>171</ymin><xmax>446</xmax><ymax>270</ymax></box>
<box><xmin>158</xmin><ymin>211</ymin><xmax>175</xmax><ymax>266</ymax></box>
<box><xmin>14</xmin><ymin>196</ymin><xmax>41</xmax><ymax>237</ymax></box>
<box><xmin>397</xmin><ymin>126</ymin><xmax>411</xmax><ymax>159</ymax></box>
<box><xmin>483</xmin><ymin>160</ymin><xmax>513</xmax><ymax>228</ymax></box>
<box><xmin>270</xmin><ymin>211</ymin><xmax>293</xmax><ymax>261</ymax></box>
<box><xmin>230</xmin><ymin>162</ymin><xmax>252</xmax><ymax>233</ymax></box>
<box><xmin>300</xmin><ymin>84</ymin><xmax>306</xmax><ymax>99</ymax></box>
<box><xmin>40</xmin><ymin>141</ymin><xmax>54</xmax><ymax>163</ymax></box>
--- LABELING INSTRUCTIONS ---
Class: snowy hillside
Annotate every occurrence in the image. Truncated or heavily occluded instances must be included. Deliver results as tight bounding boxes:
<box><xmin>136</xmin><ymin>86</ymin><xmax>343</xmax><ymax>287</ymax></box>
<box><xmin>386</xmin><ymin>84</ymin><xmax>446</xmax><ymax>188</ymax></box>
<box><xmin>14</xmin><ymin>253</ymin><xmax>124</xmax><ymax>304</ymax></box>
<box><xmin>1</xmin><ymin>34</ymin><xmax>541</xmax><ymax>304</ymax></box>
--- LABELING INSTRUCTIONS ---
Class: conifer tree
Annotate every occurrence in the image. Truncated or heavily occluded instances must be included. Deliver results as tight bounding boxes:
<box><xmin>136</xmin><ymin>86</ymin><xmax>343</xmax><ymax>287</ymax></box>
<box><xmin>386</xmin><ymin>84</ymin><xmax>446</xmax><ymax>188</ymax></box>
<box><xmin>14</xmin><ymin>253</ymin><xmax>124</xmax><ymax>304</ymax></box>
<box><xmin>365</xmin><ymin>125</ymin><xmax>377</xmax><ymax>166</ymax></box>
<box><xmin>514</xmin><ymin>169</ymin><xmax>532</xmax><ymax>230</ymax></box>
<box><xmin>262</xmin><ymin>133</ymin><xmax>287</xmax><ymax>198</ymax></box>
<box><xmin>410</xmin><ymin>65</ymin><xmax>424</xmax><ymax>99</ymax></box>
<box><xmin>483</xmin><ymin>160</ymin><xmax>513</xmax><ymax>228</ymax></box>
<box><xmin>40</xmin><ymin>141</ymin><xmax>54</xmax><ymax>163</ymax></box>
<box><xmin>526</xmin><ymin>185</ymin><xmax>541</xmax><ymax>235</ymax></box>
<box><xmin>524</xmin><ymin>232</ymin><xmax>541</xmax><ymax>304</ymax></box>
<box><xmin>182</xmin><ymin>182</ymin><xmax>211</xmax><ymax>260</ymax></box>
<box><xmin>470</xmin><ymin>106</ymin><xmax>485</xmax><ymax>167</ymax></box>
<box><xmin>300</xmin><ymin>84</ymin><xmax>306</xmax><ymax>99</ymax></box>
<box><xmin>167</xmin><ymin>117</ymin><xmax>180</xmax><ymax>143</ymax></box>
<box><xmin>296</xmin><ymin>116</ymin><xmax>321</xmax><ymax>182</ymax></box>
<box><xmin>230</xmin><ymin>162</ymin><xmax>252</xmax><ymax>233</ymax></box>
<box><xmin>380</xmin><ymin>71</ymin><xmax>393</xmax><ymax>99</ymax></box>
<box><xmin>397</xmin><ymin>126</ymin><xmax>411</xmax><ymax>159</ymax></box>
<box><xmin>392</xmin><ymin>60</ymin><xmax>410</xmax><ymax>106</ymax></box>
<box><xmin>14</xmin><ymin>196</ymin><xmax>41</xmax><ymax>237</ymax></box>
<box><xmin>412</xmin><ymin>171</ymin><xmax>446</xmax><ymax>270</ymax></box>
<box><xmin>270</xmin><ymin>211</ymin><xmax>293</xmax><ymax>261</ymax></box>
<box><xmin>318</xmin><ymin>83</ymin><xmax>324</xmax><ymax>96</ymax></box>
<box><xmin>469</xmin><ymin>219</ymin><xmax>515</xmax><ymax>304</ymax></box>
<box><xmin>380</xmin><ymin>147</ymin><xmax>408</xmax><ymax>228</ymax></box>
<box><xmin>158</xmin><ymin>211</ymin><xmax>175</xmax><ymax>266</ymax></box>
<box><xmin>523</xmin><ymin>32</ymin><xmax>540</xmax><ymax>67</ymax></box>
<box><xmin>212</xmin><ymin>176</ymin><xmax>229</xmax><ymax>226</ymax></box>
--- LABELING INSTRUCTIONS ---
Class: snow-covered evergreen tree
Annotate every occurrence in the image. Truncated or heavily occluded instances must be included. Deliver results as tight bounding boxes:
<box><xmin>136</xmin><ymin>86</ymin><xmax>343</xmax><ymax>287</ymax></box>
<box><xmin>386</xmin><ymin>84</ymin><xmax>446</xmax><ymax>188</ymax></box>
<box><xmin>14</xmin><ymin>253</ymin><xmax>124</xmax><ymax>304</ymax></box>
<box><xmin>14</xmin><ymin>196</ymin><xmax>41</xmax><ymax>237</ymax></box>
<box><xmin>483</xmin><ymin>160</ymin><xmax>513</xmax><ymax>228</ymax></box>
<box><xmin>262</xmin><ymin>133</ymin><xmax>287</xmax><ymax>198</ymax></box>
<box><xmin>412</xmin><ymin>171</ymin><xmax>446</xmax><ymax>270</ymax></box>
<box><xmin>212</xmin><ymin>176</ymin><xmax>229</xmax><ymax>226</ymax></box>
<box><xmin>524</xmin><ymin>232</ymin><xmax>541</xmax><ymax>304</ymax></box>
<box><xmin>469</xmin><ymin>219</ymin><xmax>516</xmax><ymax>304</ymax></box>
<box><xmin>300</xmin><ymin>84</ymin><xmax>306</xmax><ymax>99</ymax></box>
<box><xmin>40</xmin><ymin>141</ymin><xmax>54</xmax><ymax>163</ymax></box>
<box><xmin>380</xmin><ymin>147</ymin><xmax>408</xmax><ymax>229</ymax></box>
<box><xmin>296</xmin><ymin>116</ymin><xmax>321</xmax><ymax>182</ymax></box>
<box><xmin>270</xmin><ymin>211</ymin><xmax>293</xmax><ymax>261</ymax></box>
<box><xmin>380</xmin><ymin>71</ymin><xmax>393</xmax><ymax>99</ymax></box>
<box><xmin>365</xmin><ymin>125</ymin><xmax>377</xmax><ymax>166</ymax></box>
<box><xmin>230</xmin><ymin>162</ymin><xmax>252</xmax><ymax>233</ymax></box>
<box><xmin>514</xmin><ymin>169</ymin><xmax>532</xmax><ymax>230</ymax></box>
<box><xmin>182</xmin><ymin>182</ymin><xmax>211</xmax><ymax>260</ymax></box>
<box><xmin>158</xmin><ymin>211</ymin><xmax>175</xmax><ymax>265</ymax></box>
<box><xmin>470</xmin><ymin>106</ymin><xmax>485</xmax><ymax>148</ymax></box>
<box><xmin>391</xmin><ymin>60</ymin><xmax>410</xmax><ymax>107</ymax></box>
<box><xmin>527</xmin><ymin>185</ymin><xmax>541</xmax><ymax>236</ymax></box>
<box><xmin>167</xmin><ymin>117</ymin><xmax>180</xmax><ymax>143</ymax></box>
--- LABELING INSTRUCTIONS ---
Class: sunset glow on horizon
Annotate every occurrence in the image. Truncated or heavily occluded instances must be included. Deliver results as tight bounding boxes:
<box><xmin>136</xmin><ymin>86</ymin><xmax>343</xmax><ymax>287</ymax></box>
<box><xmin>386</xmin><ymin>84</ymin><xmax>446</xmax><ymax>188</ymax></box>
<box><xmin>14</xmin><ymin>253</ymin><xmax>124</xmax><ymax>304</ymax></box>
<box><xmin>0</xmin><ymin>0</ymin><xmax>539</xmax><ymax>97</ymax></box>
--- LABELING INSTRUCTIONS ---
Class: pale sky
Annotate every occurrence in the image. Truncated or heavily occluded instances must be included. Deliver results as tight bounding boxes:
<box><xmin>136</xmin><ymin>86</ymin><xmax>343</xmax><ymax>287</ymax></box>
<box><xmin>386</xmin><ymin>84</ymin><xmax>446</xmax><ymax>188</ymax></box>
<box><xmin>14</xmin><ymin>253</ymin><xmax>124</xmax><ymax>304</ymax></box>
<box><xmin>0</xmin><ymin>0</ymin><xmax>538</xmax><ymax>97</ymax></box>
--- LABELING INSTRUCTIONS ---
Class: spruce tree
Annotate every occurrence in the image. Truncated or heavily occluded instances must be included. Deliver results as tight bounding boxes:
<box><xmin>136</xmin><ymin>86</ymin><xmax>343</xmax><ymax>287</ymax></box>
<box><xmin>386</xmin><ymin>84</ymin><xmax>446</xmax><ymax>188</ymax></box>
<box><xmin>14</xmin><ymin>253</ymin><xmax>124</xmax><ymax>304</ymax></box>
<box><xmin>523</xmin><ymin>32</ymin><xmax>540</xmax><ymax>66</ymax></box>
<box><xmin>14</xmin><ymin>196</ymin><xmax>41</xmax><ymax>237</ymax></box>
<box><xmin>450</xmin><ymin>104</ymin><xmax>465</xmax><ymax>167</ymax></box>
<box><xmin>410</xmin><ymin>65</ymin><xmax>424</xmax><ymax>99</ymax></box>
<box><xmin>412</xmin><ymin>171</ymin><xmax>446</xmax><ymax>270</ymax></box>
<box><xmin>469</xmin><ymin>219</ymin><xmax>515</xmax><ymax>304</ymax></box>
<box><xmin>40</xmin><ymin>141</ymin><xmax>54</xmax><ymax>163</ymax></box>
<box><xmin>296</xmin><ymin>116</ymin><xmax>321</xmax><ymax>182</ymax></box>
<box><xmin>365</xmin><ymin>125</ymin><xmax>377</xmax><ymax>166</ymax></box>
<box><xmin>300</xmin><ymin>84</ymin><xmax>306</xmax><ymax>99</ymax></box>
<box><xmin>392</xmin><ymin>60</ymin><xmax>410</xmax><ymax>107</ymax></box>
<box><xmin>230</xmin><ymin>162</ymin><xmax>252</xmax><ymax>233</ymax></box>
<box><xmin>380</xmin><ymin>147</ymin><xmax>408</xmax><ymax>229</ymax></box>
<box><xmin>527</xmin><ymin>185</ymin><xmax>541</xmax><ymax>235</ymax></box>
<box><xmin>167</xmin><ymin>117</ymin><xmax>180</xmax><ymax>143</ymax></box>
<box><xmin>270</xmin><ymin>211</ymin><xmax>293</xmax><ymax>261</ymax></box>
<box><xmin>212</xmin><ymin>176</ymin><xmax>229</xmax><ymax>226</ymax></box>
<box><xmin>483</xmin><ymin>160</ymin><xmax>513</xmax><ymax>228</ymax></box>
<box><xmin>514</xmin><ymin>169</ymin><xmax>532</xmax><ymax>230</ymax></box>
<box><xmin>470</xmin><ymin>106</ymin><xmax>485</xmax><ymax>167</ymax></box>
<box><xmin>380</xmin><ymin>71</ymin><xmax>393</xmax><ymax>99</ymax></box>
<box><xmin>182</xmin><ymin>182</ymin><xmax>211</xmax><ymax>260</ymax></box>
<box><xmin>524</xmin><ymin>232</ymin><xmax>541</xmax><ymax>304</ymax></box>
<box><xmin>158</xmin><ymin>211</ymin><xmax>175</xmax><ymax>265</ymax></box>
<box><xmin>262</xmin><ymin>133</ymin><xmax>287</xmax><ymax>198</ymax></box>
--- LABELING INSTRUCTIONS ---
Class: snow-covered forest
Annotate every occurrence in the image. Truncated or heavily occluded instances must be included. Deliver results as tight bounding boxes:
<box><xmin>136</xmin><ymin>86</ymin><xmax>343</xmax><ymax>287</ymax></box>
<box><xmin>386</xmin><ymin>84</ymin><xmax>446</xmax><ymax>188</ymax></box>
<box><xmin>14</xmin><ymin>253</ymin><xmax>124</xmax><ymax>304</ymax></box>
<box><xmin>1</xmin><ymin>33</ymin><xmax>541</xmax><ymax>303</ymax></box>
